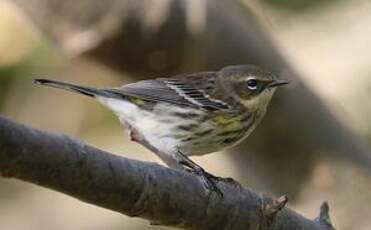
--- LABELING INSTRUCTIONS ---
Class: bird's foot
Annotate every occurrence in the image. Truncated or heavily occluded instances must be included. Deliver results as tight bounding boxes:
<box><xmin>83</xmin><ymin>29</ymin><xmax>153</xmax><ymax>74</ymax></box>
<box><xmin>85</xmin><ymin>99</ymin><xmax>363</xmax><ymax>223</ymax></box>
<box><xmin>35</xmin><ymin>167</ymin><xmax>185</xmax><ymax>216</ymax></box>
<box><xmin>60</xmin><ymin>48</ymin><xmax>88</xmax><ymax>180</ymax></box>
<box><xmin>177</xmin><ymin>149</ymin><xmax>224</xmax><ymax>197</ymax></box>
<box><xmin>188</xmin><ymin>167</ymin><xmax>223</xmax><ymax>198</ymax></box>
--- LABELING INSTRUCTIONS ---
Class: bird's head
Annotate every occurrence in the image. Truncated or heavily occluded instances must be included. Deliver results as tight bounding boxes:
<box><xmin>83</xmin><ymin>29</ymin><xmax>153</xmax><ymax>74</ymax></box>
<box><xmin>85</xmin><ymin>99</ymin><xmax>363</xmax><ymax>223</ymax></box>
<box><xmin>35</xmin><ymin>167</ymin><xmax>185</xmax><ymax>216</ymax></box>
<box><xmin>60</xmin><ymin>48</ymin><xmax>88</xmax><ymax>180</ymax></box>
<box><xmin>219</xmin><ymin>65</ymin><xmax>289</xmax><ymax>111</ymax></box>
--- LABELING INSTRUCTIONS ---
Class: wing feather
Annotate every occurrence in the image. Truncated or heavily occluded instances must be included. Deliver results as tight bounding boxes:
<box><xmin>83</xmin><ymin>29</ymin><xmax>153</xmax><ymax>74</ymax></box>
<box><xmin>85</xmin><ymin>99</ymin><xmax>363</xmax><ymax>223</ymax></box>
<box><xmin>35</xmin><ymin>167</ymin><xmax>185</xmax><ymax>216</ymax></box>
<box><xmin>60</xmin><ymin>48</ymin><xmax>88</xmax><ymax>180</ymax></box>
<box><xmin>105</xmin><ymin>73</ymin><xmax>230</xmax><ymax>111</ymax></box>
<box><xmin>164</xmin><ymin>79</ymin><xmax>229</xmax><ymax>110</ymax></box>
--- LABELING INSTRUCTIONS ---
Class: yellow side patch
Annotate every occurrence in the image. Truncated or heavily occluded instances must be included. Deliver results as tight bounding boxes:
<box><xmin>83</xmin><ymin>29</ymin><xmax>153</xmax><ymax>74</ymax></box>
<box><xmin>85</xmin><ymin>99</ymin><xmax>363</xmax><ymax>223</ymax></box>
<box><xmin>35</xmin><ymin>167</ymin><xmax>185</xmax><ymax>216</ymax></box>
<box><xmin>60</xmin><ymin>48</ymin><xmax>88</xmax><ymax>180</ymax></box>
<box><xmin>131</xmin><ymin>97</ymin><xmax>145</xmax><ymax>105</ymax></box>
<box><xmin>214</xmin><ymin>114</ymin><xmax>239</xmax><ymax>130</ymax></box>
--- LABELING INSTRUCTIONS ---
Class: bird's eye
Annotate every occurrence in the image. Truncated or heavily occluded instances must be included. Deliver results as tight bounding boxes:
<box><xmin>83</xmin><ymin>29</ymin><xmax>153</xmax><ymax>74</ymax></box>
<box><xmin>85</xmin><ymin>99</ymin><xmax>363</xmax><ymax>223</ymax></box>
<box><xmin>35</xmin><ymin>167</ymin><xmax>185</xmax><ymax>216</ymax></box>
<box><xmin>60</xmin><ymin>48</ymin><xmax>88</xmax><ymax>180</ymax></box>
<box><xmin>246</xmin><ymin>79</ymin><xmax>258</xmax><ymax>90</ymax></box>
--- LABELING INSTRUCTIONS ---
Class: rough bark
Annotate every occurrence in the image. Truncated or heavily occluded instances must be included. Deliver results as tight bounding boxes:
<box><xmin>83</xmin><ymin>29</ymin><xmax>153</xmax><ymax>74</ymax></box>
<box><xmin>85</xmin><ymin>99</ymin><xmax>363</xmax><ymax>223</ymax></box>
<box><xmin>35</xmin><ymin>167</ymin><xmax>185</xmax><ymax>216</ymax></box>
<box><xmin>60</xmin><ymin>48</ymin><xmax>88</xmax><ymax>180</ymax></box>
<box><xmin>0</xmin><ymin>115</ymin><xmax>335</xmax><ymax>230</ymax></box>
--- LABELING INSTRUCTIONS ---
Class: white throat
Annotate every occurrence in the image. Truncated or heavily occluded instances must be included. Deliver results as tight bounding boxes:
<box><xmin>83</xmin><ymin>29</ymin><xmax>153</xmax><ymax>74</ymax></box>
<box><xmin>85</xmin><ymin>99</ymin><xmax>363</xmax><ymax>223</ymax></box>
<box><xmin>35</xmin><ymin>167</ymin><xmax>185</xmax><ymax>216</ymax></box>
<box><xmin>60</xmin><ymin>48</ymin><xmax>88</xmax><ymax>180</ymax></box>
<box><xmin>242</xmin><ymin>88</ymin><xmax>276</xmax><ymax>112</ymax></box>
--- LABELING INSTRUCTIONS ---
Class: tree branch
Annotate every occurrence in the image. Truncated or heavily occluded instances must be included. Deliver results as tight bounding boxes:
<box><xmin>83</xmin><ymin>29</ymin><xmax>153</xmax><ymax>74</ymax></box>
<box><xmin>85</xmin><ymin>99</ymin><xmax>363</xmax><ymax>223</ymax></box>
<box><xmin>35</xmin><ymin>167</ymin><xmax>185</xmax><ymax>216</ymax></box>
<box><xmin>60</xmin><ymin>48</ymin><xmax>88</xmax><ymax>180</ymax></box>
<box><xmin>0</xmin><ymin>115</ymin><xmax>334</xmax><ymax>229</ymax></box>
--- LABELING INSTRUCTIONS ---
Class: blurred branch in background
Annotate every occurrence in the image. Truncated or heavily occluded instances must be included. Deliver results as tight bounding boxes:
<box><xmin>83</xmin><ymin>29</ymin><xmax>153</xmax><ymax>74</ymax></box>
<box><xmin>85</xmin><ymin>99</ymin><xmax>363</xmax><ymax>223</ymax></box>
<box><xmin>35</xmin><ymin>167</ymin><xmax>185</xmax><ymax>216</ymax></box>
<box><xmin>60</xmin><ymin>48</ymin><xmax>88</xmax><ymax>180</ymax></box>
<box><xmin>0</xmin><ymin>115</ymin><xmax>335</xmax><ymax>230</ymax></box>
<box><xmin>11</xmin><ymin>0</ymin><xmax>371</xmax><ymax>198</ymax></box>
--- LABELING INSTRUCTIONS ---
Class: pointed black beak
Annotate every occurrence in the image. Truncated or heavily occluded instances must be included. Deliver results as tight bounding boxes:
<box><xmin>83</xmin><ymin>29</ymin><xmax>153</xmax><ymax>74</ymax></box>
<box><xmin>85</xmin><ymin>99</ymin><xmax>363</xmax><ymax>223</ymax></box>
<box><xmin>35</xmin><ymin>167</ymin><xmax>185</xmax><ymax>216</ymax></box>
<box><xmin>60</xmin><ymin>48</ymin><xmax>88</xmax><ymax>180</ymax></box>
<box><xmin>269</xmin><ymin>79</ymin><xmax>290</xmax><ymax>88</ymax></box>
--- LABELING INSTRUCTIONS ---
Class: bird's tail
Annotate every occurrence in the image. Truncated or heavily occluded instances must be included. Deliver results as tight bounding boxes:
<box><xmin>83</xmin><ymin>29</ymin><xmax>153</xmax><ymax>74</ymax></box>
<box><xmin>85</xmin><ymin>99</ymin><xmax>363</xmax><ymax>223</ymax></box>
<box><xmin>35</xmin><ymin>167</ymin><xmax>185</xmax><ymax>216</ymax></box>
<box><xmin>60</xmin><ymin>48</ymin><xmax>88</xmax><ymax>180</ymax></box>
<box><xmin>34</xmin><ymin>79</ymin><xmax>110</xmax><ymax>98</ymax></box>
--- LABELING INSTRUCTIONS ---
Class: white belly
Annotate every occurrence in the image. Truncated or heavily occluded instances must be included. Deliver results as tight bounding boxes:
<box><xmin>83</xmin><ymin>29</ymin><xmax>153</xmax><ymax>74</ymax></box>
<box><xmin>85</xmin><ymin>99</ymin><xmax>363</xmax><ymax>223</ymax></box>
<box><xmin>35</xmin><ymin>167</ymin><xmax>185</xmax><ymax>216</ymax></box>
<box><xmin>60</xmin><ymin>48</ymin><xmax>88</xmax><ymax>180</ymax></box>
<box><xmin>97</xmin><ymin>97</ymin><xmax>219</xmax><ymax>156</ymax></box>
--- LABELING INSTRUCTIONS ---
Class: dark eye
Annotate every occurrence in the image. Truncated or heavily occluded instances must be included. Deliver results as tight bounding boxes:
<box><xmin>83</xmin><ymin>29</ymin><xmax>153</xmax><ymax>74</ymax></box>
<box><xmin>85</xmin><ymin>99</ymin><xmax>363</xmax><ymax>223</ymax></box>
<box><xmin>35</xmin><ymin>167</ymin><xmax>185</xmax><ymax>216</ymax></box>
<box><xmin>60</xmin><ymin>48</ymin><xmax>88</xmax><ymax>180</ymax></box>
<box><xmin>246</xmin><ymin>78</ymin><xmax>258</xmax><ymax>90</ymax></box>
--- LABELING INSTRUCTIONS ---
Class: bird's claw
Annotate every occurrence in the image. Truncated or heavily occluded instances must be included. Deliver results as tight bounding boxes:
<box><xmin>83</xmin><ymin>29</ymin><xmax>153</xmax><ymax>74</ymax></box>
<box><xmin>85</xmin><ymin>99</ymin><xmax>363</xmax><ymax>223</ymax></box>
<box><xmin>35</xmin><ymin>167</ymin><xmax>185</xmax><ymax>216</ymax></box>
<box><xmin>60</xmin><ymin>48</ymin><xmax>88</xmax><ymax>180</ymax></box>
<box><xmin>186</xmin><ymin>167</ymin><xmax>244</xmax><ymax>197</ymax></box>
<box><xmin>186</xmin><ymin>167</ymin><xmax>223</xmax><ymax>198</ymax></box>
<box><xmin>196</xmin><ymin>169</ymin><xmax>224</xmax><ymax>198</ymax></box>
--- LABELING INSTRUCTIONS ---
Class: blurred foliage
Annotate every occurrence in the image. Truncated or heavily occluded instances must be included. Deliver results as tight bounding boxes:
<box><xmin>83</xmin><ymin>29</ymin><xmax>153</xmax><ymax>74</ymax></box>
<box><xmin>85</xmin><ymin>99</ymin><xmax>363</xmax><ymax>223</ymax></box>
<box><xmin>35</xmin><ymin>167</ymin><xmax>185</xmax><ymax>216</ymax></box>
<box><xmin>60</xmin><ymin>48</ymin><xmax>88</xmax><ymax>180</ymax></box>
<box><xmin>0</xmin><ymin>41</ymin><xmax>59</xmax><ymax>107</ymax></box>
<box><xmin>0</xmin><ymin>63</ymin><xmax>33</xmax><ymax>107</ymax></box>
<box><xmin>0</xmin><ymin>68</ymin><xmax>14</xmax><ymax>106</ymax></box>
<box><xmin>262</xmin><ymin>0</ymin><xmax>341</xmax><ymax>11</ymax></box>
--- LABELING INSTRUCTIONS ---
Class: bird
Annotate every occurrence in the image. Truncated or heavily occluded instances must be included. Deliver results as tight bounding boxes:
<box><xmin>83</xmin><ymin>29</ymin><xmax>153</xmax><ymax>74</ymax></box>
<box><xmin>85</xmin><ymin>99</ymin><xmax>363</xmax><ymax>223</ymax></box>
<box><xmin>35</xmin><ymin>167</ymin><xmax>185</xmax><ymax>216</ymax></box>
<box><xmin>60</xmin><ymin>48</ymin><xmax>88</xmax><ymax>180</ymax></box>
<box><xmin>34</xmin><ymin>65</ymin><xmax>288</xmax><ymax>196</ymax></box>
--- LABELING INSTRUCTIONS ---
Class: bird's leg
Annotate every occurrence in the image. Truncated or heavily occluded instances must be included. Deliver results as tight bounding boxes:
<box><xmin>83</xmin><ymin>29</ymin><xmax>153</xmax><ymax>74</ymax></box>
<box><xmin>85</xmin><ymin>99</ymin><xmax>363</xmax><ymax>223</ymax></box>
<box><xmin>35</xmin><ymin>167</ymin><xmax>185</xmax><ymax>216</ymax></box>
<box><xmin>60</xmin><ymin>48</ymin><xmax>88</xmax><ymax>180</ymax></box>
<box><xmin>177</xmin><ymin>150</ymin><xmax>242</xmax><ymax>190</ymax></box>
<box><xmin>127</xmin><ymin>125</ymin><xmax>234</xmax><ymax>195</ymax></box>
<box><xmin>176</xmin><ymin>150</ymin><xmax>223</xmax><ymax>197</ymax></box>
<box><xmin>127</xmin><ymin>124</ymin><xmax>142</xmax><ymax>143</ymax></box>
<box><xmin>127</xmin><ymin>125</ymin><xmax>160</xmax><ymax>154</ymax></box>
<box><xmin>127</xmin><ymin>125</ymin><xmax>184</xmax><ymax>168</ymax></box>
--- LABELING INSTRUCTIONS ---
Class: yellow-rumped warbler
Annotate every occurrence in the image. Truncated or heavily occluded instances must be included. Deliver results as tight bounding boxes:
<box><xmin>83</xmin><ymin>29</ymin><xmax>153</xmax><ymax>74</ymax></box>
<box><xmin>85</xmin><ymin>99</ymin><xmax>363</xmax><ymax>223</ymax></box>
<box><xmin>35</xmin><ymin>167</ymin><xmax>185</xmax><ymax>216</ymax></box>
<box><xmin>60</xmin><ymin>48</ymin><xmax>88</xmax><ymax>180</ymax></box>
<box><xmin>34</xmin><ymin>65</ymin><xmax>288</xmax><ymax>196</ymax></box>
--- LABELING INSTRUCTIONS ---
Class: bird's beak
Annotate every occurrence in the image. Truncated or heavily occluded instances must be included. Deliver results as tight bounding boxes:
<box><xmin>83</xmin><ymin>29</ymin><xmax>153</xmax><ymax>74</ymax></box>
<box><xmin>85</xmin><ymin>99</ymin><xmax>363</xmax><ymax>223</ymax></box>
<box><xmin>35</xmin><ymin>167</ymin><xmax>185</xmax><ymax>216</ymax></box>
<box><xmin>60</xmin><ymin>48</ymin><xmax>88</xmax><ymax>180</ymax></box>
<box><xmin>269</xmin><ymin>79</ymin><xmax>290</xmax><ymax>88</ymax></box>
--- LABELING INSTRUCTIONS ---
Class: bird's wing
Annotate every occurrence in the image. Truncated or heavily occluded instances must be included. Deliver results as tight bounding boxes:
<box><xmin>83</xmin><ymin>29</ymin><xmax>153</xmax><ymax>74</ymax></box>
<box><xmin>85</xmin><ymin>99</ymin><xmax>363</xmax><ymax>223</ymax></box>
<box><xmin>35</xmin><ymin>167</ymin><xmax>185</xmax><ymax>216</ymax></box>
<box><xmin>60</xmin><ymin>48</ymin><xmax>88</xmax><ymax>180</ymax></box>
<box><xmin>105</xmin><ymin>72</ymin><xmax>230</xmax><ymax>111</ymax></box>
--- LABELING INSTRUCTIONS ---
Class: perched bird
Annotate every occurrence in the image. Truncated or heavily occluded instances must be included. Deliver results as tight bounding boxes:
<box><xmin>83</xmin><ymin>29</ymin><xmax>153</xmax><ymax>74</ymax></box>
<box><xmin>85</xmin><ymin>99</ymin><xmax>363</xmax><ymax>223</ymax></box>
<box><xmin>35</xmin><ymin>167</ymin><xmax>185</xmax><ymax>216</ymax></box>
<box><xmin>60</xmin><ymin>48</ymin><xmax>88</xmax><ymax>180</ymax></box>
<box><xmin>34</xmin><ymin>65</ymin><xmax>288</xmax><ymax>196</ymax></box>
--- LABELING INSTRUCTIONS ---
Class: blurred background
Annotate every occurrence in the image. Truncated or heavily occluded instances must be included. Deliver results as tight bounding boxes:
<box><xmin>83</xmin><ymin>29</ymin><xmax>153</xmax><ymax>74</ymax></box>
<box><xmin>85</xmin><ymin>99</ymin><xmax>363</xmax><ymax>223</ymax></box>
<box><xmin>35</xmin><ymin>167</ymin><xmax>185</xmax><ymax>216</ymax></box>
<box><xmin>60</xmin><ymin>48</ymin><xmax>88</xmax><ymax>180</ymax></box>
<box><xmin>1</xmin><ymin>0</ymin><xmax>371</xmax><ymax>229</ymax></box>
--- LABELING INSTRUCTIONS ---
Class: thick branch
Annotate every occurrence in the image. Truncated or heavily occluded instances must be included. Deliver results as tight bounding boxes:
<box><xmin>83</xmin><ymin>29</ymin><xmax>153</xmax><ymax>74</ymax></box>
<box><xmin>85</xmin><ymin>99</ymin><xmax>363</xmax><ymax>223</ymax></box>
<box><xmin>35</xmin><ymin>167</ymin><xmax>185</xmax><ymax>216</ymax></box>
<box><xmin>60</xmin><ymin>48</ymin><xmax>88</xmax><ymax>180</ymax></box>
<box><xmin>0</xmin><ymin>115</ymin><xmax>334</xmax><ymax>230</ymax></box>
